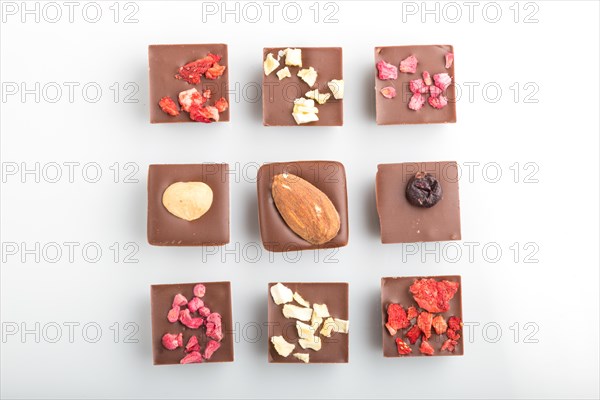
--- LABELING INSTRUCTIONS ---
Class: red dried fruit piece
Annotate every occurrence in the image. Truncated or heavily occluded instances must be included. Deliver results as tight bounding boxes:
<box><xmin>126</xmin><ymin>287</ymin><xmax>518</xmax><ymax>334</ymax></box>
<box><xmin>441</xmin><ymin>339</ymin><xmax>458</xmax><ymax>352</ymax></box>
<box><xmin>399</xmin><ymin>55</ymin><xmax>418</xmax><ymax>73</ymax></box>
<box><xmin>395</xmin><ymin>338</ymin><xmax>412</xmax><ymax>355</ymax></box>
<box><xmin>205</xmin><ymin>63</ymin><xmax>226</xmax><ymax>80</ymax></box>
<box><xmin>446</xmin><ymin>329</ymin><xmax>461</xmax><ymax>341</ymax></box>
<box><xmin>376</xmin><ymin>60</ymin><xmax>398</xmax><ymax>80</ymax></box>
<box><xmin>180</xmin><ymin>351</ymin><xmax>203</xmax><ymax>364</ymax></box>
<box><xmin>405</xmin><ymin>324</ymin><xmax>421</xmax><ymax>345</ymax></box>
<box><xmin>178</xmin><ymin>88</ymin><xmax>206</xmax><ymax>113</ymax></box>
<box><xmin>187</xmin><ymin>297</ymin><xmax>204</xmax><ymax>313</ymax></box>
<box><xmin>189</xmin><ymin>105</ymin><xmax>219</xmax><ymax>123</ymax></box>
<box><xmin>204</xmin><ymin>340</ymin><xmax>221</xmax><ymax>360</ymax></box>
<box><xmin>409</xmin><ymin>279</ymin><xmax>460</xmax><ymax>313</ymax></box>
<box><xmin>161</xmin><ymin>333</ymin><xmax>183</xmax><ymax>350</ymax></box>
<box><xmin>448</xmin><ymin>316</ymin><xmax>463</xmax><ymax>331</ymax></box>
<box><xmin>198</xmin><ymin>306</ymin><xmax>211</xmax><ymax>317</ymax></box>
<box><xmin>432</xmin><ymin>315</ymin><xmax>447</xmax><ymax>335</ymax></box>
<box><xmin>428</xmin><ymin>95</ymin><xmax>448</xmax><ymax>109</ymax></box>
<box><xmin>172</xmin><ymin>294</ymin><xmax>188</xmax><ymax>307</ymax></box>
<box><xmin>193</xmin><ymin>283</ymin><xmax>206</xmax><ymax>298</ymax></box>
<box><xmin>380</xmin><ymin>86</ymin><xmax>397</xmax><ymax>99</ymax></box>
<box><xmin>175</xmin><ymin>53</ymin><xmax>221</xmax><ymax>85</ymax></box>
<box><xmin>445</xmin><ymin>53</ymin><xmax>454</xmax><ymax>69</ymax></box>
<box><xmin>407</xmin><ymin>306</ymin><xmax>418</xmax><ymax>321</ymax></box>
<box><xmin>429</xmin><ymin>85</ymin><xmax>442</xmax><ymax>98</ymax></box>
<box><xmin>408</xmin><ymin>93</ymin><xmax>425</xmax><ymax>111</ymax></box>
<box><xmin>185</xmin><ymin>335</ymin><xmax>200</xmax><ymax>353</ymax></box>
<box><xmin>202</xmin><ymin>89</ymin><xmax>212</xmax><ymax>99</ymax></box>
<box><xmin>422</xmin><ymin>71</ymin><xmax>432</xmax><ymax>86</ymax></box>
<box><xmin>419</xmin><ymin>340</ymin><xmax>435</xmax><ymax>356</ymax></box>
<box><xmin>167</xmin><ymin>306</ymin><xmax>180</xmax><ymax>323</ymax></box>
<box><xmin>409</xmin><ymin>79</ymin><xmax>428</xmax><ymax>94</ymax></box>
<box><xmin>215</xmin><ymin>97</ymin><xmax>229</xmax><ymax>112</ymax></box>
<box><xmin>433</xmin><ymin>73</ymin><xmax>452</xmax><ymax>91</ymax></box>
<box><xmin>158</xmin><ymin>96</ymin><xmax>179</xmax><ymax>116</ymax></box>
<box><xmin>387</xmin><ymin>304</ymin><xmax>410</xmax><ymax>330</ymax></box>
<box><xmin>206</xmin><ymin>313</ymin><xmax>223</xmax><ymax>341</ymax></box>
<box><xmin>179</xmin><ymin>309</ymin><xmax>204</xmax><ymax>329</ymax></box>
<box><xmin>417</xmin><ymin>311</ymin><xmax>433</xmax><ymax>340</ymax></box>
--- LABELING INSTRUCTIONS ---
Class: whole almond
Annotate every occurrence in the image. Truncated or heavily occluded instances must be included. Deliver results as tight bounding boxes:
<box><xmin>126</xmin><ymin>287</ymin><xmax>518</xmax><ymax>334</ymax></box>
<box><xmin>271</xmin><ymin>173</ymin><xmax>340</xmax><ymax>245</ymax></box>
<box><xmin>162</xmin><ymin>182</ymin><xmax>213</xmax><ymax>221</ymax></box>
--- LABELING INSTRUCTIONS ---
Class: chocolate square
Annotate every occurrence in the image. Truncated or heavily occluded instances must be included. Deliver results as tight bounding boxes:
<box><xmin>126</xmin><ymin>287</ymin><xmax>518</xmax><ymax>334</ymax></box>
<box><xmin>257</xmin><ymin>161</ymin><xmax>349</xmax><ymax>252</ymax></box>
<box><xmin>381</xmin><ymin>276</ymin><xmax>463</xmax><ymax>357</ymax></box>
<box><xmin>262</xmin><ymin>47</ymin><xmax>343</xmax><ymax>126</ymax></box>
<box><xmin>147</xmin><ymin>164</ymin><xmax>229</xmax><ymax>246</ymax></box>
<box><xmin>376</xmin><ymin>161</ymin><xmax>461</xmax><ymax>243</ymax></box>
<box><xmin>151</xmin><ymin>281</ymin><xmax>234</xmax><ymax>365</ymax></box>
<box><xmin>375</xmin><ymin>45</ymin><xmax>456</xmax><ymax>125</ymax></box>
<box><xmin>267</xmin><ymin>282</ymin><xmax>349</xmax><ymax>363</ymax></box>
<box><xmin>148</xmin><ymin>44</ymin><xmax>230</xmax><ymax>123</ymax></box>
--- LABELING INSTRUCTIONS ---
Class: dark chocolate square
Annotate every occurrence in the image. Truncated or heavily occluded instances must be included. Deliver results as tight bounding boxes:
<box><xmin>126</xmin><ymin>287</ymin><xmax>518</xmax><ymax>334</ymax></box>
<box><xmin>151</xmin><ymin>281</ymin><xmax>234</xmax><ymax>365</ymax></box>
<box><xmin>376</xmin><ymin>161</ymin><xmax>461</xmax><ymax>243</ymax></box>
<box><xmin>262</xmin><ymin>47</ymin><xmax>343</xmax><ymax>126</ymax></box>
<box><xmin>381</xmin><ymin>276</ymin><xmax>463</xmax><ymax>357</ymax></box>
<box><xmin>147</xmin><ymin>164</ymin><xmax>230</xmax><ymax>246</ymax></box>
<box><xmin>268</xmin><ymin>282</ymin><xmax>349</xmax><ymax>363</ymax></box>
<box><xmin>149</xmin><ymin>44</ymin><xmax>230</xmax><ymax>123</ymax></box>
<box><xmin>375</xmin><ymin>45</ymin><xmax>456</xmax><ymax>125</ymax></box>
<box><xmin>257</xmin><ymin>161</ymin><xmax>349</xmax><ymax>252</ymax></box>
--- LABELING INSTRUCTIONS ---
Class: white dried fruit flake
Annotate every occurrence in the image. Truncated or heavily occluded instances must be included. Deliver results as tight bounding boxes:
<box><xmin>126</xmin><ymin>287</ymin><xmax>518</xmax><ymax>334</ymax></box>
<box><xmin>282</xmin><ymin>304</ymin><xmax>312</xmax><ymax>321</ymax></box>
<box><xmin>276</xmin><ymin>66</ymin><xmax>291</xmax><ymax>80</ymax></box>
<box><xmin>297</xmin><ymin>67</ymin><xmax>318</xmax><ymax>87</ymax></box>
<box><xmin>298</xmin><ymin>336</ymin><xmax>322</xmax><ymax>351</ymax></box>
<box><xmin>333</xmin><ymin>318</ymin><xmax>349</xmax><ymax>334</ymax></box>
<box><xmin>263</xmin><ymin>53</ymin><xmax>280</xmax><ymax>76</ymax></box>
<box><xmin>313</xmin><ymin>303</ymin><xmax>330</xmax><ymax>318</ymax></box>
<box><xmin>293</xmin><ymin>353</ymin><xmax>310</xmax><ymax>363</ymax></box>
<box><xmin>320</xmin><ymin>317</ymin><xmax>349</xmax><ymax>337</ymax></box>
<box><xmin>284</xmin><ymin>48</ymin><xmax>302</xmax><ymax>67</ymax></box>
<box><xmin>271</xmin><ymin>335</ymin><xmax>295</xmax><ymax>357</ymax></box>
<box><xmin>296</xmin><ymin>321</ymin><xmax>317</xmax><ymax>340</ymax></box>
<box><xmin>293</xmin><ymin>292</ymin><xmax>310</xmax><ymax>308</ymax></box>
<box><xmin>327</xmin><ymin>79</ymin><xmax>344</xmax><ymax>99</ymax></box>
<box><xmin>305</xmin><ymin>89</ymin><xmax>331</xmax><ymax>105</ymax></box>
<box><xmin>292</xmin><ymin>98</ymin><xmax>319</xmax><ymax>125</ymax></box>
<box><xmin>320</xmin><ymin>317</ymin><xmax>336</xmax><ymax>337</ymax></box>
<box><xmin>311</xmin><ymin>310</ymin><xmax>323</xmax><ymax>330</ymax></box>
<box><xmin>270</xmin><ymin>282</ymin><xmax>293</xmax><ymax>305</ymax></box>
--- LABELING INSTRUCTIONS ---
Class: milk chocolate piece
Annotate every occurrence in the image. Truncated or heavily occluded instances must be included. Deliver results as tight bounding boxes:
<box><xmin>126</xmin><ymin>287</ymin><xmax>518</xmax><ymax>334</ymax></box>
<box><xmin>376</xmin><ymin>162</ymin><xmax>461</xmax><ymax>243</ymax></box>
<box><xmin>381</xmin><ymin>276</ymin><xmax>463</xmax><ymax>357</ymax></box>
<box><xmin>375</xmin><ymin>45</ymin><xmax>456</xmax><ymax>125</ymax></box>
<box><xmin>149</xmin><ymin>44</ymin><xmax>230</xmax><ymax>123</ymax></box>
<box><xmin>268</xmin><ymin>282</ymin><xmax>349</xmax><ymax>363</ymax></box>
<box><xmin>151</xmin><ymin>282</ymin><xmax>234</xmax><ymax>364</ymax></box>
<box><xmin>147</xmin><ymin>164</ymin><xmax>229</xmax><ymax>246</ymax></box>
<box><xmin>262</xmin><ymin>47</ymin><xmax>343</xmax><ymax>126</ymax></box>
<box><xmin>257</xmin><ymin>161</ymin><xmax>349</xmax><ymax>252</ymax></box>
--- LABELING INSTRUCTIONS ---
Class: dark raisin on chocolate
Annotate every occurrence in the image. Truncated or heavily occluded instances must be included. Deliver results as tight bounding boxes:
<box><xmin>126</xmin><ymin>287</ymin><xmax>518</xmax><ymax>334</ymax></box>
<box><xmin>406</xmin><ymin>172</ymin><xmax>442</xmax><ymax>208</ymax></box>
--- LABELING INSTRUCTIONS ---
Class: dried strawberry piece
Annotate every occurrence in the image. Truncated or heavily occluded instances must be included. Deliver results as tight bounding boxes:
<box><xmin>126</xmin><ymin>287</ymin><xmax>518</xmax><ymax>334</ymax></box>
<box><xmin>202</xmin><ymin>89</ymin><xmax>212</xmax><ymax>100</ymax></box>
<box><xmin>429</xmin><ymin>95</ymin><xmax>448</xmax><ymax>109</ymax></box>
<box><xmin>409</xmin><ymin>79</ymin><xmax>428</xmax><ymax>94</ymax></box>
<box><xmin>399</xmin><ymin>55</ymin><xmax>418</xmax><ymax>73</ymax></box>
<box><xmin>387</xmin><ymin>304</ymin><xmax>410</xmax><ymax>330</ymax></box>
<box><xmin>185</xmin><ymin>335</ymin><xmax>200</xmax><ymax>353</ymax></box>
<box><xmin>376</xmin><ymin>60</ymin><xmax>398</xmax><ymax>80</ymax></box>
<box><xmin>215</xmin><ymin>97</ymin><xmax>229</xmax><ymax>112</ymax></box>
<box><xmin>395</xmin><ymin>338</ymin><xmax>412</xmax><ymax>355</ymax></box>
<box><xmin>206</xmin><ymin>313</ymin><xmax>223</xmax><ymax>341</ymax></box>
<box><xmin>178</xmin><ymin>88</ymin><xmax>206</xmax><ymax>113</ymax></box>
<box><xmin>205</xmin><ymin>63</ymin><xmax>226</xmax><ymax>80</ymax></box>
<box><xmin>422</xmin><ymin>71</ymin><xmax>432</xmax><ymax>86</ymax></box>
<box><xmin>179</xmin><ymin>309</ymin><xmax>203</xmax><ymax>329</ymax></box>
<box><xmin>417</xmin><ymin>311</ymin><xmax>433</xmax><ymax>340</ymax></box>
<box><xmin>445</xmin><ymin>53</ymin><xmax>454</xmax><ymax>69</ymax></box>
<box><xmin>161</xmin><ymin>333</ymin><xmax>183</xmax><ymax>350</ymax></box>
<box><xmin>193</xmin><ymin>283</ymin><xmax>206</xmax><ymax>298</ymax></box>
<box><xmin>198</xmin><ymin>306</ymin><xmax>211</xmax><ymax>317</ymax></box>
<box><xmin>419</xmin><ymin>340</ymin><xmax>435</xmax><ymax>356</ymax></box>
<box><xmin>407</xmin><ymin>306</ymin><xmax>418</xmax><ymax>321</ymax></box>
<box><xmin>203</xmin><ymin>340</ymin><xmax>221</xmax><ymax>360</ymax></box>
<box><xmin>158</xmin><ymin>96</ymin><xmax>179</xmax><ymax>116</ymax></box>
<box><xmin>441</xmin><ymin>339</ymin><xmax>458</xmax><ymax>352</ymax></box>
<box><xmin>189</xmin><ymin>105</ymin><xmax>219</xmax><ymax>123</ymax></box>
<box><xmin>448</xmin><ymin>316</ymin><xmax>463</xmax><ymax>331</ymax></box>
<box><xmin>180</xmin><ymin>351</ymin><xmax>203</xmax><ymax>364</ymax></box>
<box><xmin>405</xmin><ymin>324</ymin><xmax>421</xmax><ymax>345</ymax></box>
<box><xmin>409</xmin><ymin>279</ymin><xmax>459</xmax><ymax>313</ymax></box>
<box><xmin>380</xmin><ymin>86</ymin><xmax>397</xmax><ymax>99</ymax></box>
<box><xmin>175</xmin><ymin>54</ymin><xmax>221</xmax><ymax>85</ymax></box>
<box><xmin>167</xmin><ymin>306</ymin><xmax>180</xmax><ymax>323</ymax></box>
<box><xmin>385</xmin><ymin>323</ymin><xmax>397</xmax><ymax>336</ymax></box>
<box><xmin>432</xmin><ymin>315</ymin><xmax>447</xmax><ymax>335</ymax></box>
<box><xmin>433</xmin><ymin>73</ymin><xmax>452</xmax><ymax>91</ymax></box>
<box><xmin>172</xmin><ymin>294</ymin><xmax>188</xmax><ymax>307</ymax></box>
<box><xmin>429</xmin><ymin>85</ymin><xmax>442</xmax><ymax>98</ymax></box>
<box><xmin>188</xmin><ymin>297</ymin><xmax>204</xmax><ymax>313</ymax></box>
<box><xmin>446</xmin><ymin>329</ymin><xmax>461</xmax><ymax>341</ymax></box>
<box><xmin>408</xmin><ymin>93</ymin><xmax>425</xmax><ymax>111</ymax></box>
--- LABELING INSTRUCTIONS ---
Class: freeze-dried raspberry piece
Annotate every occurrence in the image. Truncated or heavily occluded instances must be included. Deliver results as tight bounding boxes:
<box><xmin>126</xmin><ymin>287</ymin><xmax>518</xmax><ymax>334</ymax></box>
<box><xmin>417</xmin><ymin>311</ymin><xmax>433</xmax><ymax>340</ymax></box>
<box><xmin>185</xmin><ymin>335</ymin><xmax>200</xmax><ymax>353</ymax></box>
<box><xmin>409</xmin><ymin>79</ymin><xmax>428</xmax><ymax>94</ymax></box>
<box><xmin>198</xmin><ymin>306</ymin><xmax>211</xmax><ymax>317</ymax></box>
<box><xmin>429</xmin><ymin>95</ymin><xmax>448</xmax><ymax>109</ymax></box>
<box><xmin>409</xmin><ymin>279</ymin><xmax>459</xmax><ymax>313</ymax></box>
<box><xmin>405</xmin><ymin>324</ymin><xmax>421</xmax><ymax>345</ymax></box>
<box><xmin>179</xmin><ymin>309</ymin><xmax>204</xmax><ymax>329</ymax></box>
<box><xmin>433</xmin><ymin>73</ymin><xmax>452</xmax><ymax>91</ymax></box>
<box><xmin>432</xmin><ymin>315</ymin><xmax>447</xmax><ymax>335</ymax></box>
<box><xmin>158</xmin><ymin>96</ymin><xmax>179</xmax><ymax>116</ymax></box>
<box><xmin>188</xmin><ymin>297</ymin><xmax>204</xmax><ymax>313</ymax></box>
<box><xmin>395</xmin><ymin>338</ymin><xmax>412</xmax><ymax>355</ymax></box>
<box><xmin>376</xmin><ymin>60</ymin><xmax>398</xmax><ymax>80</ymax></box>
<box><xmin>204</xmin><ymin>340</ymin><xmax>221</xmax><ymax>360</ymax></box>
<box><xmin>419</xmin><ymin>340</ymin><xmax>435</xmax><ymax>356</ymax></box>
<box><xmin>399</xmin><ymin>55</ymin><xmax>418</xmax><ymax>73</ymax></box>
<box><xmin>205</xmin><ymin>63</ymin><xmax>226</xmax><ymax>80</ymax></box>
<box><xmin>167</xmin><ymin>306</ymin><xmax>180</xmax><ymax>323</ymax></box>
<box><xmin>422</xmin><ymin>71</ymin><xmax>432</xmax><ymax>86</ymax></box>
<box><xmin>193</xmin><ymin>283</ymin><xmax>206</xmax><ymax>298</ymax></box>
<box><xmin>448</xmin><ymin>316</ymin><xmax>463</xmax><ymax>331</ymax></box>
<box><xmin>445</xmin><ymin>53</ymin><xmax>454</xmax><ymax>69</ymax></box>
<box><xmin>189</xmin><ymin>105</ymin><xmax>219</xmax><ymax>123</ymax></box>
<box><xmin>387</xmin><ymin>304</ymin><xmax>410</xmax><ymax>330</ymax></box>
<box><xmin>180</xmin><ymin>351</ymin><xmax>203</xmax><ymax>364</ymax></box>
<box><xmin>202</xmin><ymin>89</ymin><xmax>212</xmax><ymax>100</ymax></box>
<box><xmin>407</xmin><ymin>307</ymin><xmax>418</xmax><ymax>321</ymax></box>
<box><xmin>161</xmin><ymin>333</ymin><xmax>183</xmax><ymax>350</ymax></box>
<box><xmin>178</xmin><ymin>88</ymin><xmax>206</xmax><ymax>113</ymax></box>
<box><xmin>175</xmin><ymin>54</ymin><xmax>221</xmax><ymax>85</ymax></box>
<box><xmin>446</xmin><ymin>329</ymin><xmax>461</xmax><ymax>341</ymax></box>
<box><xmin>172</xmin><ymin>294</ymin><xmax>188</xmax><ymax>307</ymax></box>
<box><xmin>380</xmin><ymin>86</ymin><xmax>397</xmax><ymax>99</ymax></box>
<box><xmin>215</xmin><ymin>97</ymin><xmax>229</xmax><ymax>112</ymax></box>
<box><xmin>385</xmin><ymin>323</ymin><xmax>397</xmax><ymax>336</ymax></box>
<box><xmin>206</xmin><ymin>322</ymin><xmax>223</xmax><ymax>342</ymax></box>
<box><xmin>441</xmin><ymin>339</ymin><xmax>458</xmax><ymax>352</ymax></box>
<box><xmin>408</xmin><ymin>93</ymin><xmax>425</xmax><ymax>111</ymax></box>
<box><xmin>429</xmin><ymin>85</ymin><xmax>442</xmax><ymax>98</ymax></box>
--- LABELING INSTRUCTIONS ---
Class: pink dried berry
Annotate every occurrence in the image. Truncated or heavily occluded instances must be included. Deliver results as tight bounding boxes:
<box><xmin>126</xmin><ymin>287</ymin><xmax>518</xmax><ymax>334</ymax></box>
<box><xmin>179</xmin><ymin>309</ymin><xmax>204</xmax><ymax>329</ymax></box>
<box><xmin>158</xmin><ymin>96</ymin><xmax>179</xmax><ymax>116</ymax></box>
<box><xmin>399</xmin><ymin>55</ymin><xmax>418</xmax><ymax>73</ymax></box>
<box><xmin>433</xmin><ymin>73</ymin><xmax>452</xmax><ymax>91</ymax></box>
<box><xmin>428</xmin><ymin>95</ymin><xmax>448</xmax><ymax>109</ymax></box>
<box><xmin>185</xmin><ymin>335</ymin><xmax>200</xmax><ymax>353</ymax></box>
<box><xmin>203</xmin><ymin>340</ymin><xmax>221</xmax><ymax>360</ymax></box>
<box><xmin>189</xmin><ymin>105</ymin><xmax>219</xmax><ymax>123</ymax></box>
<box><xmin>180</xmin><ymin>351</ymin><xmax>203</xmax><ymax>364</ymax></box>
<box><xmin>161</xmin><ymin>333</ymin><xmax>183</xmax><ymax>350</ymax></box>
<box><xmin>376</xmin><ymin>60</ymin><xmax>398</xmax><ymax>80</ymax></box>
<box><xmin>445</xmin><ymin>53</ymin><xmax>454</xmax><ymax>69</ymax></box>
<box><xmin>198</xmin><ymin>306</ymin><xmax>211</xmax><ymax>317</ymax></box>
<box><xmin>409</xmin><ymin>79</ymin><xmax>428</xmax><ymax>94</ymax></box>
<box><xmin>193</xmin><ymin>284</ymin><xmax>206</xmax><ymax>298</ymax></box>
<box><xmin>178</xmin><ymin>89</ymin><xmax>205</xmax><ymax>113</ymax></box>
<box><xmin>172</xmin><ymin>294</ymin><xmax>188</xmax><ymax>307</ymax></box>
<box><xmin>188</xmin><ymin>297</ymin><xmax>204</xmax><ymax>313</ymax></box>
<box><xmin>206</xmin><ymin>321</ymin><xmax>223</xmax><ymax>342</ymax></box>
<box><xmin>408</xmin><ymin>93</ymin><xmax>426</xmax><ymax>111</ymax></box>
<box><xmin>429</xmin><ymin>85</ymin><xmax>442</xmax><ymax>98</ymax></box>
<box><xmin>380</xmin><ymin>86</ymin><xmax>397</xmax><ymax>99</ymax></box>
<box><xmin>167</xmin><ymin>306</ymin><xmax>180</xmax><ymax>323</ymax></box>
<box><xmin>422</xmin><ymin>71</ymin><xmax>432</xmax><ymax>86</ymax></box>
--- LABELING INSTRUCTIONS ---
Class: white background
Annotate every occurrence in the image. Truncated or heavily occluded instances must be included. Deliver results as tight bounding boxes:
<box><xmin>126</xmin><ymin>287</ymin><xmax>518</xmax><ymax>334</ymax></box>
<box><xmin>1</xmin><ymin>1</ymin><xmax>599</xmax><ymax>398</ymax></box>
